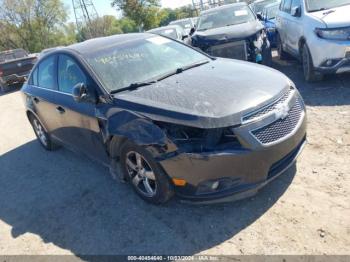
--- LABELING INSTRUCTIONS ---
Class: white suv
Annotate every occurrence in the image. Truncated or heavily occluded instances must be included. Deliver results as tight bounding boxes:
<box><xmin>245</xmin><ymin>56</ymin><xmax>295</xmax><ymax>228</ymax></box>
<box><xmin>276</xmin><ymin>0</ymin><xmax>350</xmax><ymax>81</ymax></box>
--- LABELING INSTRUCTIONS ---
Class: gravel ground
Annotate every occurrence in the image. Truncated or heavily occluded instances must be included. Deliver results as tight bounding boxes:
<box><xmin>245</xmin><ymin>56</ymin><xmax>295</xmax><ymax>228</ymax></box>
<box><xmin>0</xmin><ymin>57</ymin><xmax>349</xmax><ymax>256</ymax></box>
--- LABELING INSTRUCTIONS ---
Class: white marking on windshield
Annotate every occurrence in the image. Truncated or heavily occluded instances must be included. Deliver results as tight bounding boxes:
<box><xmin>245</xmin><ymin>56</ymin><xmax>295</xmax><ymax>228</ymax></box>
<box><xmin>235</xmin><ymin>10</ymin><xmax>248</xmax><ymax>16</ymax></box>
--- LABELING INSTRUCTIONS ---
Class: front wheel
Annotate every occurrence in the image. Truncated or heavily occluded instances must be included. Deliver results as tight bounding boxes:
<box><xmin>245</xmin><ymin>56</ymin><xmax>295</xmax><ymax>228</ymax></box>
<box><xmin>277</xmin><ymin>34</ymin><xmax>289</xmax><ymax>60</ymax></box>
<box><xmin>120</xmin><ymin>141</ymin><xmax>174</xmax><ymax>204</ymax></box>
<box><xmin>302</xmin><ymin>44</ymin><xmax>323</xmax><ymax>82</ymax></box>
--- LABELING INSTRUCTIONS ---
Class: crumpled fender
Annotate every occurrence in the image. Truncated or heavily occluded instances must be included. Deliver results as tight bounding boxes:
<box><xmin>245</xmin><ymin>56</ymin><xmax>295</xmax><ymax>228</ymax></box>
<box><xmin>106</xmin><ymin>110</ymin><xmax>167</xmax><ymax>147</ymax></box>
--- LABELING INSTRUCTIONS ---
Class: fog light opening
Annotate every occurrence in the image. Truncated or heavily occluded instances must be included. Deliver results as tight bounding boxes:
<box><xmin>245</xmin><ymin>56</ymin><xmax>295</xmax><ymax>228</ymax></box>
<box><xmin>172</xmin><ymin>178</ymin><xmax>187</xmax><ymax>186</ymax></box>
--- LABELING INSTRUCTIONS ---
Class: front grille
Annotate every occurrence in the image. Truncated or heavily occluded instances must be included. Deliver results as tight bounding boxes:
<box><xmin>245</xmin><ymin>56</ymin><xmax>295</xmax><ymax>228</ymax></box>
<box><xmin>208</xmin><ymin>41</ymin><xmax>247</xmax><ymax>60</ymax></box>
<box><xmin>243</xmin><ymin>87</ymin><xmax>294</xmax><ymax>123</ymax></box>
<box><xmin>252</xmin><ymin>98</ymin><xmax>303</xmax><ymax>145</ymax></box>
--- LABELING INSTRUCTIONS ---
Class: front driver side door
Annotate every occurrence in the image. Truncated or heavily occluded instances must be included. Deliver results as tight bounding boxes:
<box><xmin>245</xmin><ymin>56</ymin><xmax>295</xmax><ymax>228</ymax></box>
<box><xmin>54</xmin><ymin>53</ymin><xmax>109</xmax><ymax>165</ymax></box>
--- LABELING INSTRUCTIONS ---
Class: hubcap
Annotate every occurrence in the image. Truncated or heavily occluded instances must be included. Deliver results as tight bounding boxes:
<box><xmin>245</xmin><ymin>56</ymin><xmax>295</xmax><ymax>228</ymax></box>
<box><xmin>125</xmin><ymin>151</ymin><xmax>157</xmax><ymax>197</ymax></box>
<box><xmin>33</xmin><ymin>119</ymin><xmax>48</xmax><ymax>146</ymax></box>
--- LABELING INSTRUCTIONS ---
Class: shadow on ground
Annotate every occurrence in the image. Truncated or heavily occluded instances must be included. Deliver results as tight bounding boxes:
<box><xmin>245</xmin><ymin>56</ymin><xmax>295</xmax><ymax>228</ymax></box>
<box><xmin>0</xmin><ymin>140</ymin><xmax>296</xmax><ymax>255</ymax></box>
<box><xmin>272</xmin><ymin>57</ymin><xmax>350</xmax><ymax>107</ymax></box>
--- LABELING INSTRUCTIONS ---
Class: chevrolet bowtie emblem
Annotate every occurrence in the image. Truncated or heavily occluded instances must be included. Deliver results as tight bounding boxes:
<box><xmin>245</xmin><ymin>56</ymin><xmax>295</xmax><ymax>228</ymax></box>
<box><xmin>275</xmin><ymin>103</ymin><xmax>290</xmax><ymax>120</ymax></box>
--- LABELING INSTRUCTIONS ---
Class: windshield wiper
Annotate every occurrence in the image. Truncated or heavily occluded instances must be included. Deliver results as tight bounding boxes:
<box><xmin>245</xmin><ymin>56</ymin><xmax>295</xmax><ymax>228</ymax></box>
<box><xmin>156</xmin><ymin>60</ymin><xmax>210</xmax><ymax>82</ymax></box>
<box><xmin>110</xmin><ymin>80</ymin><xmax>157</xmax><ymax>94</ymax></box>
<box><xmin>309</xmin><ymin>7</ymin><xmax>328</xmax><ymax>12</ymax></box>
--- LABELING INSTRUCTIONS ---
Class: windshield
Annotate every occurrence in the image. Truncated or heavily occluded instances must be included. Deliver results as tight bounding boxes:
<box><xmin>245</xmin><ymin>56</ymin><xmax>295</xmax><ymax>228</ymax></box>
<box><xmin>85</xmin><ymin>36</ymin><xmax>209</xmax><ymax>93</ymax></box>
<box><xmin>197</xmin><ymin>5</ymin><xmax>255</xmax><ymax>31</ymax></box>
<box><xmin>170</xmin><ymin>20</ymin><xmax>192</xmax><ymax>30</ymax></box>
<box><xmin>306</xmin><ymin>0</ymin><xmax>350</xmax><ymax>12</ymax></box>
<box><xmin>265</xmin><ymin>4</ymin><xmax>279</xmax><ymax>19</ymax></box>
<box><xmin>252</xmin><ymin>0</ymin><xmax>279</xmax><ymax>13</ymax></box>
<box><xmin>150</xmin><ymin>28</ymin><xmax>178</xmax><ymax>39</ymax></box>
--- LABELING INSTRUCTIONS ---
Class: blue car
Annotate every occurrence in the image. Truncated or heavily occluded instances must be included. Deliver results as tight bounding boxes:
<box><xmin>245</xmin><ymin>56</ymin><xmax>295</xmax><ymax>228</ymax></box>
<box><xmin>260</xmin><ymin>2</ymin><xmax>280</xmax><ymax>47</ymax></box>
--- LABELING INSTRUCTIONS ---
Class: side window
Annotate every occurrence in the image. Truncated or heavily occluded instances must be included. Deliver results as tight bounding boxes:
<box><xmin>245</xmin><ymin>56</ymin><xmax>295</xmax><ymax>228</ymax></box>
<box><xmin>30</xmin><ymin>68</ymin><xmax>38</xmax><ymax>86</ymax></box>
<box><xmin>38</xmin><ymin>55</ymin><xmax>56</xmax><ymax>89</ymax></box>
<box><xmin>291</xmin><ymin>0</ymin><xmax>301</xmax><ymax>9</ymax></box>
<box><xmin>282</xmin><ymin>0</ymin><xmax>292</xmax><ymax>13</ymax></box>
<box><xmin>58</xmin><ymin>54</ymin><xmax>87</xmax><ymax>94</ymax></box>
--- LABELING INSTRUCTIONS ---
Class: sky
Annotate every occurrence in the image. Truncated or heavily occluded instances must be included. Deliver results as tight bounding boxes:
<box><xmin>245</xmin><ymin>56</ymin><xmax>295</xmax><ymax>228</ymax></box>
<box><xmin>64</xmin><ymin>0</ymin><xmax>193</xmax><ymax>22</ymax></box>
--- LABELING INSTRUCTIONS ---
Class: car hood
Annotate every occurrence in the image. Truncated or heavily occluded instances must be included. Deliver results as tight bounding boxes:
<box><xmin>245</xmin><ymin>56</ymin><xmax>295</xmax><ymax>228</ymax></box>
<box><xmin>309</xmin><ymin>5</ymin><xmax>350</xmax><ymax>28</ymax></box>
<box><xmin>113</xmin><ymin>58</ymin><xmax>291</xmax><ymax>129</ymax></box>
<box><xmin>192</xmin><ymin>20</ymin><xmax>264</xmax><ymax>48</ymax></box>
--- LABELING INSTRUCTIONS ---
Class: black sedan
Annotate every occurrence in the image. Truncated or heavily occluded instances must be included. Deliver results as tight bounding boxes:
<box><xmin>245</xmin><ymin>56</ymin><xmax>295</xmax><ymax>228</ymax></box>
<box><xmin>22</xmin><ymin>33</ymin><xmax>307</xmax><ymax>204</ymax></box>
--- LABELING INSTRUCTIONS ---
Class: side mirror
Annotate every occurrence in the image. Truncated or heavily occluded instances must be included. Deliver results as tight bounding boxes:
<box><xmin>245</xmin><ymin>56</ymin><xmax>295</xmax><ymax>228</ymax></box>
<box><xmin>189</xmin><ymin>27</ymin><xmax>196</xmax><ymax>36</ymax></box>
<box><xmin>256</xmin><ymin>12</ymin><xmax>263</xmax><ymax>20</ymax></box>
<box><xmin>72</xmin><ymin>83</ymin><xmax>97</xmax><ymax>104</ymax></box>
<box><xmin>291</xmin><ymin>6</ymin><xmax>301</xmax><ymax>17</ymax></box>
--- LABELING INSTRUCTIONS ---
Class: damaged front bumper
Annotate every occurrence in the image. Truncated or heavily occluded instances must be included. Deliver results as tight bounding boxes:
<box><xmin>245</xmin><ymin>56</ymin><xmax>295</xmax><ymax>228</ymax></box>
<box><xmin>158</xmin><ymin>88</ymin><xmax>307</xmax><ymax>203</ymax></box>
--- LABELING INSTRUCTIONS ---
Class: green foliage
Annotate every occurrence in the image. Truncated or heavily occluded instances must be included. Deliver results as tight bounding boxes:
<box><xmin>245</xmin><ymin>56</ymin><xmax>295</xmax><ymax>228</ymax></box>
<box><xmin>111</xmin><ymin>0</ymin><xmax>163</xmax><ymax>31</ymax></box>
<box><xmin>159</xmin><ymin>5</ymin><xmax>197</xmax><ymax>27</ymax></box>
<box><xmin>0</xmin><ymin>0</ymin><xmax>69</xmax><ymax>52</ymax></box>
<box><xmin>0</xmin><ymin>0</ymin><xmax>198</xmax><ymax>53</ymax></box>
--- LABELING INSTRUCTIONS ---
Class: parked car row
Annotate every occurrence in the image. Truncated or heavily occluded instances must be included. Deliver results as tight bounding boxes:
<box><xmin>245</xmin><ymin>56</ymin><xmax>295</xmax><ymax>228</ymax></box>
<box><xmin>148</xmin><ymin>0</ymin><xmax>350</xmax><ymax>83</ymax></box>
<box><xmin>10</xmin><ymin>0</ymin><xmax>350</xmax><ymax>205</ymax></box>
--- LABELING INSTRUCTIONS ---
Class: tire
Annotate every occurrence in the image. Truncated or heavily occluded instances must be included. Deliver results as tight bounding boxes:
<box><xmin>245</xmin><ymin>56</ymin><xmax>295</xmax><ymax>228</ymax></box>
<box><xmin>301</xmin><ymin>44</ymin><xmax>323</xmax><ymax>82</ymax></box>
<box><xmin>277</xmin><ymin>34</ymin><xmax>289</xmax><ymax>60</ymax></box>
<box><xmin>262</xmin><ymin>40</ymin><xmax>272</xmax><ymax>67</ymax></box>
<box><xmin>29</xmin><ymin>114</ymin><xmax>59</xmax><ymax>151</ymax></box>
<box><xmin>0</xmin><ymin>82</ymin><xmax>8</xmax><ymax>93</ymax></box>
<box><xmin>120</xmin><ymin>140</ymin><xmax>174</xmax><ymax>204</ymax></box>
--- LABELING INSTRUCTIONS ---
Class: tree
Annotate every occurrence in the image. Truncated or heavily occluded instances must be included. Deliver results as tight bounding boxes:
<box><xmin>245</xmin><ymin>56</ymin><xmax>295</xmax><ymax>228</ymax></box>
<box><xmin>111</xmin><ymin>0</ymin><xmax>162</xmax><ymax>31</ymax></box>
<box><xmin>0</xmin><ymin>0</ymin><xmax>68</xmax><ymax>52</ymax></box>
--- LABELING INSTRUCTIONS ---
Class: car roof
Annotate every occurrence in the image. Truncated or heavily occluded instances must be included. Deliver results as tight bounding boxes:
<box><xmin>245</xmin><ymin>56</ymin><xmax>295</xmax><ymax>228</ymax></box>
<box><xmin>200</xmin><ymin>2</ymin><xmax>248</xmax><ymax>15</ymax></box>
<box><xmin>53</xmin><ymin>33</ymin><xmax>152</xmax><ymax>56</ymax></box>
<box><xmin>0</xmin><ymin>48</ymin><xmax>26</xmax><ymax>54</ymax></box>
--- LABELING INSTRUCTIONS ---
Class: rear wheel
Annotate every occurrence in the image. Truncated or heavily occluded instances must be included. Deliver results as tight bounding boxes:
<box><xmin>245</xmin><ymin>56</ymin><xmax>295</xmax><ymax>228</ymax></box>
<box><xmin>302</xmin><ymin>44</ymin><xmax>323</xmax><ymax>82</ymax></box>
<box><xmin>120</xmin><ymin>141</ymin><xmax>174</xmax><ymax>204</ymax></box>
<box><xmin>29</xmin><ymin>115</ymin><xmax>59</xmax><ymax>151</ymax></box>
<box><xmin>262</xmin><ymin>40</ymin><xmax>272</xmax><ymax>67</ymax></box>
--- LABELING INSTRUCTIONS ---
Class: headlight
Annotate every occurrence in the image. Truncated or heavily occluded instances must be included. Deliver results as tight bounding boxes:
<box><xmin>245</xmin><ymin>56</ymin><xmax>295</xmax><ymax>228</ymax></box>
<box><xmin>315</xmin><ymin>27</ymin><xmax>350</xmax><ymax>41</ymax></box>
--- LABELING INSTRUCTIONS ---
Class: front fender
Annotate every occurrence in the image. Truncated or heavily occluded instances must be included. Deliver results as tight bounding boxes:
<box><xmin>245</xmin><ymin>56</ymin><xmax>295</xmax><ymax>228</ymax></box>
<box><xmin>107</xmin><ymin>113</ymin><xmax>167</xmax><ymax>146</ymax></box>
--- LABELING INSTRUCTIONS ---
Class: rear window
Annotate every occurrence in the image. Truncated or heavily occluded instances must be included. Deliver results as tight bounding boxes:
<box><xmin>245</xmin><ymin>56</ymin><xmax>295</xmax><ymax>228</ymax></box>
<box><xmin>0</xmin><ymin>49</ymin><xmax>28</xmax><ymax>62</ymax></box>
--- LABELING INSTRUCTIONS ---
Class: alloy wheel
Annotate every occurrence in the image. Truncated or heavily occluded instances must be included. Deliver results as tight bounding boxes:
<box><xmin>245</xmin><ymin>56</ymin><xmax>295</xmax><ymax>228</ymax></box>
<box><xmin>125</xmin><ymin>151</ymin><xmax>157</xmax><ymax>197</ymax></box>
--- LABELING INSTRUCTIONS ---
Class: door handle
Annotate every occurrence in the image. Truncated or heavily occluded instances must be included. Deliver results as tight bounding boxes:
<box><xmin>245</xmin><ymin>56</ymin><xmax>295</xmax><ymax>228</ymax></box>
<box><xmin>56</xmin><ymin>106</ymin><xmax>65</xmax><ymax>114</ymax></box>
<box><xmin>33</xmin><ymin>97</ymin><xmax>39</xmax><ymax>104</ymax></box>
